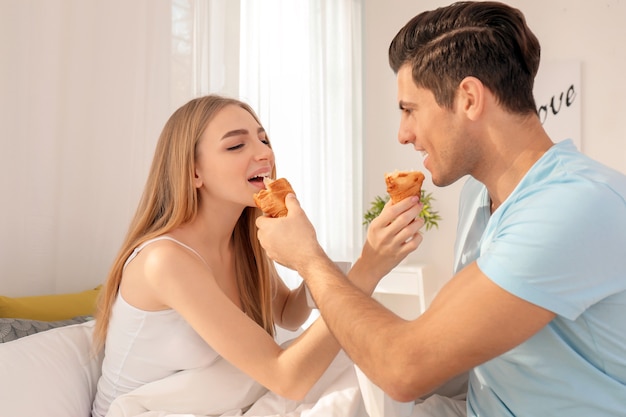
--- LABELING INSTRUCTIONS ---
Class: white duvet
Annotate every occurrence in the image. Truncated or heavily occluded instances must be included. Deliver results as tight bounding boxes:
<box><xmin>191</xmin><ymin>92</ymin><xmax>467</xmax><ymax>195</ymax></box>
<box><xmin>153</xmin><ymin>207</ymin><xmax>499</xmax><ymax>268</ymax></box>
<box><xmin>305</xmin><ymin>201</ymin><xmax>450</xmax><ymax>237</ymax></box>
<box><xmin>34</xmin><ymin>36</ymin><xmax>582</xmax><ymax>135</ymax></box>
<box><xmin>105</xmin><ymin>350</ymin><xmax>366</xmax><ymax>417</ymax></box>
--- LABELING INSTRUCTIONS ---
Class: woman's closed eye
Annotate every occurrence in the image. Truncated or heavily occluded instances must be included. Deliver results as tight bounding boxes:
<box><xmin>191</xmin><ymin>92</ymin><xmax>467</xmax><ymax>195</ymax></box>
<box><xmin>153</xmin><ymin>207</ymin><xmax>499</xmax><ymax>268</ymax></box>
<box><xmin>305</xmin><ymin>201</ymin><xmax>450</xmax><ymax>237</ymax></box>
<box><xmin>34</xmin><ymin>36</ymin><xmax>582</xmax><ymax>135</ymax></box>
<box><xmin>227</xmin><ymin>137</ymin><xmax>269</xmax><ymax>151</ymax></box>
<box><xmin>227</xmin><ymin>143</ymin><xmax>244</xmax><ymax>151</ymax></box>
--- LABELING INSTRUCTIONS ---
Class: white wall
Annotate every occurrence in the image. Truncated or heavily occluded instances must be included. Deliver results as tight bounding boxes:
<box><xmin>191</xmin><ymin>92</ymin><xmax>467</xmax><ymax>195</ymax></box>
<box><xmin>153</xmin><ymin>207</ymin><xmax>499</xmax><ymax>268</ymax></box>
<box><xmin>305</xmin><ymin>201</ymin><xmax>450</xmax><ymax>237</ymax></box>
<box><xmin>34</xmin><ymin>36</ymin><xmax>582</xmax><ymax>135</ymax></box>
<box><xmin>0</xmin><ymin>1</ymin><xmax>172</xmax><ymax>296</ymax></box>
<box><xmin>363</xmin><ymin>0</ymin><xmax>626</xmax><ymax>291</ymax></box>
<box><xmin>2</xmin><ymin>0</ymin><xmax>625</xmax><ymax>298</ymax></box>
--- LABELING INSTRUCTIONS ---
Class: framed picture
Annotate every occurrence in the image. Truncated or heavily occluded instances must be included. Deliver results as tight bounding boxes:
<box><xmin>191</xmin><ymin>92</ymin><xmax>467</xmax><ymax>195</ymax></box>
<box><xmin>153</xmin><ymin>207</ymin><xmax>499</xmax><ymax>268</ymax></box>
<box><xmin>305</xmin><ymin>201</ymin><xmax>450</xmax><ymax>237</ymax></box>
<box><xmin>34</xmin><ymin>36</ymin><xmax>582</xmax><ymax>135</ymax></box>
<box><xmin>533</xmin><ymin>60</ymin><xmax>582</xmax><ymax>150</ymax></box>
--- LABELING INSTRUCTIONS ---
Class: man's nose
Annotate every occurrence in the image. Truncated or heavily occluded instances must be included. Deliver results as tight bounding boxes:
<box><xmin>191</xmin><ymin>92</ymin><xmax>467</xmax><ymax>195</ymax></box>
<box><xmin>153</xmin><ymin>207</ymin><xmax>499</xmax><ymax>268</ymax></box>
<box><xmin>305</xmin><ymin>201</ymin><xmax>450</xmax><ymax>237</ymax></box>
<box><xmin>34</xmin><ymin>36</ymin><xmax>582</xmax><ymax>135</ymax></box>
<box><xmin>398</xmin><ymin>127</ymin><xmax>415</xmax><ymax>145</ymax></box>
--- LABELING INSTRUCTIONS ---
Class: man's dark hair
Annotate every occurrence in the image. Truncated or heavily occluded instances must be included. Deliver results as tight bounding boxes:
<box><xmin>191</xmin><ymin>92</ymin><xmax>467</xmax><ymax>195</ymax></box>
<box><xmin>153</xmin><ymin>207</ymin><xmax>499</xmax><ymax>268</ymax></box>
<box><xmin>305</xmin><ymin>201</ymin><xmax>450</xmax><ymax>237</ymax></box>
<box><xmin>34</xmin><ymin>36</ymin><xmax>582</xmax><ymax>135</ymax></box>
<box><xmin>389</xmin><ymin>1</ymin><xmax>540</xmax><ymax>113</ymax></box>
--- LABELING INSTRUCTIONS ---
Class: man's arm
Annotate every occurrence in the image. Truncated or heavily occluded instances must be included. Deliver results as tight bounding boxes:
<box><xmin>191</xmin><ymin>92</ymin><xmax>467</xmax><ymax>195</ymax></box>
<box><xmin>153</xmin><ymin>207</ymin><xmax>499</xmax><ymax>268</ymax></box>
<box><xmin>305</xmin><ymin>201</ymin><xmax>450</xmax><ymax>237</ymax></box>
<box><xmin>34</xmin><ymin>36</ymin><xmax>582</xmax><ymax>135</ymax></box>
<box><xmin>300</xmin><ymin>259</ymin><xmax>555</xmax><ymax>401</ymax></box>
<box><xmin>256</xmin><ymin>194</ymin><xmax>555</xmax><ymax>402</ymax></box>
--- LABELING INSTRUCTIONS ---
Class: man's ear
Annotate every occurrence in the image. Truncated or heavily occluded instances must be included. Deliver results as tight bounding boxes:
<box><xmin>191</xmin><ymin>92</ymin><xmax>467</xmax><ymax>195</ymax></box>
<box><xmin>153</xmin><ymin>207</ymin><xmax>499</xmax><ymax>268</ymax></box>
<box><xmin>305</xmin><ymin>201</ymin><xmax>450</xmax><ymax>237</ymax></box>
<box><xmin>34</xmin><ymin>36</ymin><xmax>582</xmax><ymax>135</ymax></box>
<box><xmin>457</xmin><ymin>76</ymin><xmax>484</xmax><ymax>121</ymax></box>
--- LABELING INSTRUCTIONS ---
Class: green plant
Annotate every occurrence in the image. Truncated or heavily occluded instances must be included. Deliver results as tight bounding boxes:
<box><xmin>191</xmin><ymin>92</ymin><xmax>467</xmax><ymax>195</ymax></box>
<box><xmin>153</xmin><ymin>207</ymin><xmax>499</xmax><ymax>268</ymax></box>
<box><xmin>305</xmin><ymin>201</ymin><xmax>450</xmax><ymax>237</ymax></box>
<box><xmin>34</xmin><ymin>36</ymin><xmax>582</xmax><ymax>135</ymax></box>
<box><xmin>363</xmin><ymin>190</ymin><xmax>442</xmax><ymax>231</ymax></box>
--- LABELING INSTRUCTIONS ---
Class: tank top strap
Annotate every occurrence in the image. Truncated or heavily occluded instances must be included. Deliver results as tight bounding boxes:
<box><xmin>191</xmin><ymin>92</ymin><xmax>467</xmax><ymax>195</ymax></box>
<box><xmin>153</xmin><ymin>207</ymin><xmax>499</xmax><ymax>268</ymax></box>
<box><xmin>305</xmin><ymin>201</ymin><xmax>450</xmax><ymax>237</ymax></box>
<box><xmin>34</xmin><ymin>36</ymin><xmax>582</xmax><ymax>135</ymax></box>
<box><xmin>123</xmin><ymin>235</ymin><xmax>209</xmax><ymax>270</ymax></box>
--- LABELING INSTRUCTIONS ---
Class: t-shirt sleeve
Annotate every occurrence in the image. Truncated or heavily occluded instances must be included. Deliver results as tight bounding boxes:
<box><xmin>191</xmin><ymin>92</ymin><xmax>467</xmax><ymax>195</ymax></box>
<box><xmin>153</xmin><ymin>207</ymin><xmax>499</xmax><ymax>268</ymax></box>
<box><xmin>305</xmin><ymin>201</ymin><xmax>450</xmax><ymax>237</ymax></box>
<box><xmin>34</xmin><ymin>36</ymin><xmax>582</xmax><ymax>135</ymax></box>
<box><xmin>477</xmin><ymin>178</ymin><xmax>626</xmax><ymax>320</ymax></box>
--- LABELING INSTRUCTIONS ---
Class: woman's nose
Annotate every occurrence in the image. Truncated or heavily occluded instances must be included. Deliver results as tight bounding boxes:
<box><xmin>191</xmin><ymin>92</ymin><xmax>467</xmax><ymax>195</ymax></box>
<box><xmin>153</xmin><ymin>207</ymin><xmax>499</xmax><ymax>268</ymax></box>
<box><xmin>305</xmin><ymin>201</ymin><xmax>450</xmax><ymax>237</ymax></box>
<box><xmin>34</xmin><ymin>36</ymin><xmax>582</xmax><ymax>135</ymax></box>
<box><xmin>255</xmin><ymin>141</ymin><xmax>273</xmax><ymax>161</ymax></box>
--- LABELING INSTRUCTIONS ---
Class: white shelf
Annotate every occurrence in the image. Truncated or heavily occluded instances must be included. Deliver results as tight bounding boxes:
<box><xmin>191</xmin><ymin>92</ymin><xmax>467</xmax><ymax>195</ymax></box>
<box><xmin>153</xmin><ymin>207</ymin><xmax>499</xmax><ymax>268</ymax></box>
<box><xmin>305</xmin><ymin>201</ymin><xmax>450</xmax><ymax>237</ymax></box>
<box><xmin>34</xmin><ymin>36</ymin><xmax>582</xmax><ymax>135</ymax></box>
<box><xmin>373</xmin><ymin>264</ymin><xmax>430</xmax><ymax>320</ymax></box>
<box><xmin>303</xmin><ymin>262</ymin><xmax>435</xmax><ymax>322</ymax></box>
<box><xmin>375</xmin><ymin>265</ymin><xmax>425</xmax><ymax>295</ymax></box>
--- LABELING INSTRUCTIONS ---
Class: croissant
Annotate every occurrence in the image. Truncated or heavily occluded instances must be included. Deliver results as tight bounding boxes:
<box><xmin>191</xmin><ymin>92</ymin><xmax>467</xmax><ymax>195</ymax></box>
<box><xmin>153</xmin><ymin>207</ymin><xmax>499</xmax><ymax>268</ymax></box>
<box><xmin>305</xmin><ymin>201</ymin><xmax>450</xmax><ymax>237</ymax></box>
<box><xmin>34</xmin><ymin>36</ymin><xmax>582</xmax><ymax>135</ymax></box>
<box><xmin>385</xmin><ymin>170</ymin><xmax>425</xmax><ymax>203</ymax></box>
<box><xmin>253</xmin><ymin>177</ymin><xmax>295</xmax><ymax>217</ymax></box>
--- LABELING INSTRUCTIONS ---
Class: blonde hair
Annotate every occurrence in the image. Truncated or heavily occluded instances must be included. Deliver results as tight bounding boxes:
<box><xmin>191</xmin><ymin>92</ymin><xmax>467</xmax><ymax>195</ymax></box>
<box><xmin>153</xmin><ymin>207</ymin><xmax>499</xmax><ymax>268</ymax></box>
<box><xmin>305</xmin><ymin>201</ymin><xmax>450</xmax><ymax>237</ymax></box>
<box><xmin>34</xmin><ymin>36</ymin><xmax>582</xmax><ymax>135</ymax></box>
<box><xmin>93</xmin><ymin>95</ymin><xmax>277</xmax><ymax>352</ymax></box>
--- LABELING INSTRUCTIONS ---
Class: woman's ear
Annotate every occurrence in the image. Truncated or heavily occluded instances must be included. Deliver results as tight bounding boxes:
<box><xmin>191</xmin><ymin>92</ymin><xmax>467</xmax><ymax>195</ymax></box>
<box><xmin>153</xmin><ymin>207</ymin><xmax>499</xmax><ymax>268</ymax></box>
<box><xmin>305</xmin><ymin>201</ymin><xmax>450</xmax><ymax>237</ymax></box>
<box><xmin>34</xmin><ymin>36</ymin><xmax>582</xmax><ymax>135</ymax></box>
<box><xmin>457</xmin><ymin>76</ymin><xmax>485</xmax><ymax>121</ymax></box>
<box><xmin>193</xmin><ymin>169</ymin><xmax>203</xmax><ymax>189</ymax></box>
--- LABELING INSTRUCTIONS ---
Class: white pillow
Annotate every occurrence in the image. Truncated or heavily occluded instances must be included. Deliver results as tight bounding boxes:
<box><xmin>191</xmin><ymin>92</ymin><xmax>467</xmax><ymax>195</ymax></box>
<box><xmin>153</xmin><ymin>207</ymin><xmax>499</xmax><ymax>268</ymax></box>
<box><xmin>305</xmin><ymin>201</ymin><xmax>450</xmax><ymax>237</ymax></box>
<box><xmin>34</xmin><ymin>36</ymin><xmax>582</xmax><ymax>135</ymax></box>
<box><xmin>0</xmin><ymin>321</ymin><xmax>102</xmax><ymax>417</ymax></box>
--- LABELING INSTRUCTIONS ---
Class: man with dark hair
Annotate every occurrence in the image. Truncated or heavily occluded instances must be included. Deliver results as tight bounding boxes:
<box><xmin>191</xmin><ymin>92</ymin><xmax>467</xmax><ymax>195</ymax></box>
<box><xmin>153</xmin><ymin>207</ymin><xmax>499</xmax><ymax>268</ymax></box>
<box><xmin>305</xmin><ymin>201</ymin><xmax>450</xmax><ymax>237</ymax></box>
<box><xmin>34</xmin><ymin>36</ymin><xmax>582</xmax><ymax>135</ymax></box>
<box><xmin>257</xmin><ymin>2</ymin><xmax>626</xmax><ymax>415</ymax></box>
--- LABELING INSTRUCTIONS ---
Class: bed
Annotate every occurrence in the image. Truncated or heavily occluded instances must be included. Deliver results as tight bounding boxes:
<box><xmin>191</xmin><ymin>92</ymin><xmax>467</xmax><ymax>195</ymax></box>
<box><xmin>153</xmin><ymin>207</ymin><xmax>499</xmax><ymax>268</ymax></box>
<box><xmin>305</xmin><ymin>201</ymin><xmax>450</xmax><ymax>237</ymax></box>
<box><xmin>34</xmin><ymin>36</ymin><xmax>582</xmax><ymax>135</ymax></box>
<box><xmin>0</xmin><ymin>310</ymin><xmax>465</xmax><ymax>417</ymax></box>
<box><xmin>0</xmin><ymin>320</ymin><xmax>370</xmax><ymax>417</ymax></box>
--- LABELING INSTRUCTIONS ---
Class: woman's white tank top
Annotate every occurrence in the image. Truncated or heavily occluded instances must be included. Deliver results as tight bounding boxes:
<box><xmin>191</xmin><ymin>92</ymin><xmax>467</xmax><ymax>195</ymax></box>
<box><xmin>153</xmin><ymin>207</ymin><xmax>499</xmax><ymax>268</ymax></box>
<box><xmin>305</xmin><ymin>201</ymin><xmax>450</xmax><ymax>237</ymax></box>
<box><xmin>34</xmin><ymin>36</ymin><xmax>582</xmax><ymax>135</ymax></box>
<box><xmin>91</xmin><ymin>236</ymin><xmax>220</xmax><ymax>417</ymax></box>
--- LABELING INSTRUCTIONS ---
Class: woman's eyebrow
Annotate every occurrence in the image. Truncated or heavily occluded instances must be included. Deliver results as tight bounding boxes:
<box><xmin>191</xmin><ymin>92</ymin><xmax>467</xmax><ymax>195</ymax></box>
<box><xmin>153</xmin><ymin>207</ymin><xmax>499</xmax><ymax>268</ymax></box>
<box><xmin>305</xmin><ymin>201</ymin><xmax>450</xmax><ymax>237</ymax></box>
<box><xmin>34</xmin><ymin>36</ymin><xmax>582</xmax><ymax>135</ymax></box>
<box><xmin>221</xmin><ymin>129</ymin><xmax>248</xmax><ymax>140</ymax></box>
<box><xmin>221</xmin><ymin>127</ymin><xmax>265</xmax><ymax>140</ymax></box>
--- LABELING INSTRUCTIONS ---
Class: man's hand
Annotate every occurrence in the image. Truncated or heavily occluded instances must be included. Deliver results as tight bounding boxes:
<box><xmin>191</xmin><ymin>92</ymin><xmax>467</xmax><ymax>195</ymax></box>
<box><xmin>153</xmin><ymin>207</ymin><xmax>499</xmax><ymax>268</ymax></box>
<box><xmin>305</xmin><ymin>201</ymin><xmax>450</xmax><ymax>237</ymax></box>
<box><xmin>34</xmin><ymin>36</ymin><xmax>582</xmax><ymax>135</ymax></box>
<box><xmin>256</xmin><ymin>194</ymin><xmax>326</xmax><ymax>272</ymax></box>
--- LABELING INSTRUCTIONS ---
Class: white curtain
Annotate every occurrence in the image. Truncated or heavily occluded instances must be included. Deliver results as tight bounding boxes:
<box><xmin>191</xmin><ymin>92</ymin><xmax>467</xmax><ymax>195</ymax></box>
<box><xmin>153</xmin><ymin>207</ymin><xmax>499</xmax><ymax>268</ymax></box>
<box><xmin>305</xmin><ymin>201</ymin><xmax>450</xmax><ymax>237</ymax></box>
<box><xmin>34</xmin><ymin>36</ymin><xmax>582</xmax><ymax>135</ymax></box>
<box><xmin>238</xmin><ymin>0</ymin><xmax>364</xmax><ymax>264</ymax></box>
<box><xmin>0</xmin><ymin>0</ymin><xmax>172</xmax><ymax>296</ymax></box>
<box><xmin>170</xmin><ymin>0</ymin><xmax>241</xmax><ymax>108</ymax></box>
<box><xmin>178</xmin><ymin>0</ymin><xmax>364</xmax><ymax>290</ymax></box>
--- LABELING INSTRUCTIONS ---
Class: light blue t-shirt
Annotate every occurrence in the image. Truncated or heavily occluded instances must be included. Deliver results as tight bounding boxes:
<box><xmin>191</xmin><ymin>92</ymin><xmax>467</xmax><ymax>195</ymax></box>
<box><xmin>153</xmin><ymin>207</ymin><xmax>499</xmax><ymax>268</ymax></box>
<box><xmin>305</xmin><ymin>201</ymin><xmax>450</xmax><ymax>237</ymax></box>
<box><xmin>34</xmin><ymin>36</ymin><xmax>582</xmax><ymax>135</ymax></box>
<box><xmin>454</xmin><ymin>140</ymin><xmax>626</xmax><ymax>416</ymax></box>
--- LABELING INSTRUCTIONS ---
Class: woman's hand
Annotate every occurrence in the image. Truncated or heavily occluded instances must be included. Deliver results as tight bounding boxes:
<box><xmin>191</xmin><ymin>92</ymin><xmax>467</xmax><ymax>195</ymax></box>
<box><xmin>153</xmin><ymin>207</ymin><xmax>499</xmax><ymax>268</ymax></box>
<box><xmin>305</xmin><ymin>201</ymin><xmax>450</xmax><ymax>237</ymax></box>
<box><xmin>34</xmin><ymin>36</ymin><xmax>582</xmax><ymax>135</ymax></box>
<box><xmin>256</xmin><ymin>192</ymin><xmax>423</xmax><ymax>292</ymax></box>
<box><xmin>354</xmin><ymin>196</ymin><xmax>424</xmax><ymax>285</ymax></box>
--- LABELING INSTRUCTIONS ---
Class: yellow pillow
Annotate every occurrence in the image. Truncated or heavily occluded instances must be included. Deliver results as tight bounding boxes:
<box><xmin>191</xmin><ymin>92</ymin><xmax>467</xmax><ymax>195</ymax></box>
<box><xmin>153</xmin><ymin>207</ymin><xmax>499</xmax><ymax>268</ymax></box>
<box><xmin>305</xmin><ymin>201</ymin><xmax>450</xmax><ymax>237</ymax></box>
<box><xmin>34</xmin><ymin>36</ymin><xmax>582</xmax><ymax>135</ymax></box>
<box><xmin>0</xmin><ymin>286</ymin><xmax>102</xmax><ymax>321</ymax></box>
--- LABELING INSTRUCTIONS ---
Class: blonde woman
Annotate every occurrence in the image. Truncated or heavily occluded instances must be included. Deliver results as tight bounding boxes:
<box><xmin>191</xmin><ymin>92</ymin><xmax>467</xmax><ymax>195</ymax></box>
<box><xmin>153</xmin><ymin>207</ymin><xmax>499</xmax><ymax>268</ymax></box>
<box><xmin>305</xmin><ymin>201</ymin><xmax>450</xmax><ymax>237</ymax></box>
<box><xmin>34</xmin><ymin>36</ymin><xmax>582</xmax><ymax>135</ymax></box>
<box><xmin>90</xmin><ymin>95</ymin><xmax>423</xmax><ymax>417</ymax></box>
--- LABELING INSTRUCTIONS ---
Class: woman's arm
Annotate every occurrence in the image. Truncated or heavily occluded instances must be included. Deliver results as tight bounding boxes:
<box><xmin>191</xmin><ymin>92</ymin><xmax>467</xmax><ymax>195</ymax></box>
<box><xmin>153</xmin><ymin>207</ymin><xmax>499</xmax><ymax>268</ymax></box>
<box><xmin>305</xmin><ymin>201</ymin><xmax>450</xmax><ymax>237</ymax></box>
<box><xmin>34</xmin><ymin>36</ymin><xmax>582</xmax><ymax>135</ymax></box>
<box><xmin>126</xmin><ymin>195</ymin><xmax>423</xmax><ymax>401</ymax></box>
<box><xmin>272</xmin><ymin>274</ymin><xmax>312</xmax><ymax>331</ymax></box>
<box><xmin>269</xmin><ymin>194</ymin><xmax>423</xmax><ymax>332</ymax></box>
<box><xmin>131</xmin><ymin>242</ymin><xmax>339</xmax><ymax>401</ymax></box>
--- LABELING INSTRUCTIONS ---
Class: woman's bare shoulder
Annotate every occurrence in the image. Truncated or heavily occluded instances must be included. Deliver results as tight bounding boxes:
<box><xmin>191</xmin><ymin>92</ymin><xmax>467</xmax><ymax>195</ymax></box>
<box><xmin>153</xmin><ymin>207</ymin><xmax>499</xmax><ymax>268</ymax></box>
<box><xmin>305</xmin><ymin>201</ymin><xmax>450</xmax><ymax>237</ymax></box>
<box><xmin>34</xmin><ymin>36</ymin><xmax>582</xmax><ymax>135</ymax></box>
<box><xmin>121</xmin><ymin>238</ymin><xmax>213</xmax><ymax>309</ymax></box>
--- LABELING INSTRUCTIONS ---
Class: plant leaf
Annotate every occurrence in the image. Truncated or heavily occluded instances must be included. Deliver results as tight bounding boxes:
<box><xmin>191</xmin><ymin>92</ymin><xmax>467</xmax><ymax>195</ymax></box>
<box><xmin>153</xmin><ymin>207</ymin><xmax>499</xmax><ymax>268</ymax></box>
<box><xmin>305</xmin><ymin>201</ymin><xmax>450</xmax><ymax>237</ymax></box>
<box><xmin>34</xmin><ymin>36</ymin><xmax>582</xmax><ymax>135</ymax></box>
<box><xmin>363</xmin><ymin>191</ymin><xmax>441</xmax><ymax>231</ymax></box>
